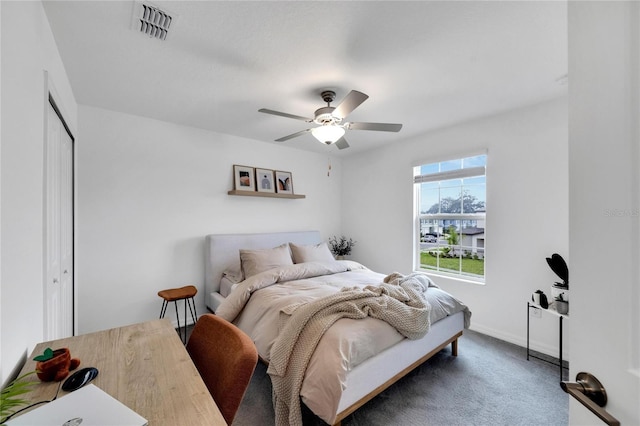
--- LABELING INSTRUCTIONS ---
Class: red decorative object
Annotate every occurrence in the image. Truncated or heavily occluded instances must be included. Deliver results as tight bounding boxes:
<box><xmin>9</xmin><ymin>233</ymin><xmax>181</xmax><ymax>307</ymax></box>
<box><xmin>35</xmin><ymin>348</ymin><xmax>81</xmax><ymax>382</ymax></box>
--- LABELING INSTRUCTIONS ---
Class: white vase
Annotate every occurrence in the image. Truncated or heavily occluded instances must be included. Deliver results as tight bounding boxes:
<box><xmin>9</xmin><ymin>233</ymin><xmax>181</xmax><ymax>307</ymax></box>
<box><xmin>551</xmin><ymin>285</ymin><xmax>569</xmax><ymax>302</ymax></box>
<box><xmin>532</xmin><ymin>292</ymin><xmax>541</xmax><ymax>305</ymax></box>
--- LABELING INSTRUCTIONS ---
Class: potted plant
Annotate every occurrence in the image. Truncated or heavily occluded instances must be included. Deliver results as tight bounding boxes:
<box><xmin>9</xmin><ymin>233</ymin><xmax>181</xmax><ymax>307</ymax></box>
<box><xmin>32</xmin><ymin>347</ymin><xmax>81</xmax><ymax>382</ymax></box>
<box><xmin>0</xmin><ymin>371</ymin><xmax>37</xmax><ymax>423</ymax></box>
<box><xmin>546</xmin><ymin>253</ymin><xmax>569</xmax><ymax>302</ymax></box>
<box><xmin>555</xmin><ymin>293</ymin><xmax>569</xmax><ymax>315</ymax></box>
<box><xmin>328</xmin><ymin>235</ymin><xmax>356</xmax><ymax>259</ymax></box>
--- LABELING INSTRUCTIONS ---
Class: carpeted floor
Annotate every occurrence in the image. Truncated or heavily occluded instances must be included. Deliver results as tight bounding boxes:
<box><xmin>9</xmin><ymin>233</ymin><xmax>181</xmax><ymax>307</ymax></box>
<box><xmin>231</xmin><ymin>329</ymin><xmax>569</xmax><ymax>426</ymax></box>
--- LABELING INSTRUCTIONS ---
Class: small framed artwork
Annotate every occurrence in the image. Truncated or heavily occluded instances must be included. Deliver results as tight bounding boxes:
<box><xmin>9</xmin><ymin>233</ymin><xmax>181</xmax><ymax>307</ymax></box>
<box><xmin>233</xmin><ymin>165</ymin><xmax>255</xmax><ymax>191</ymax></box>
<box><xmin>255</xmin><ymin>168</ymin><xmax>275</xmax><ymax>193</ymax></box>
<box><xmin>275</xmin><ymin>170</ymin><xmax>293</xmax><ymax>195</ymax></box>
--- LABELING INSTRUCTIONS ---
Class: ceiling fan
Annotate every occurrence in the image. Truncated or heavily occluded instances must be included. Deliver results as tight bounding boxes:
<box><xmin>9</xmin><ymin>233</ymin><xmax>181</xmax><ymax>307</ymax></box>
<box><xmin>258</xmin><ymin>90</ymin><xmax>402</xmax><ymax>150</ymax></box>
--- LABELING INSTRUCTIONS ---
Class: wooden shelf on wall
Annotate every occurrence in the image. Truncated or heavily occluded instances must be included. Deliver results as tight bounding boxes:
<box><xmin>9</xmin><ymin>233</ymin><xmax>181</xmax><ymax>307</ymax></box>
<box><xmin>227</xmin><ymin>190</ymin><xmax>306</xmax><ymax>199</ymax></box>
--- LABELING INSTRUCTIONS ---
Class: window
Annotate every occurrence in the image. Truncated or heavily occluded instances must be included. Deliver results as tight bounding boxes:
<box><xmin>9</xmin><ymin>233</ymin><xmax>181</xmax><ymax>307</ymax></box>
<box><xmin>414</xmin><ymin>154</ymin><xmax>486</xmax><ymax>281</ymax></box>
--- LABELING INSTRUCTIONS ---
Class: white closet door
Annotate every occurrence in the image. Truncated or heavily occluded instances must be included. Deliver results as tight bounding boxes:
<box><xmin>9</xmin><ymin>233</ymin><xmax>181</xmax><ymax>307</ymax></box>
<box><xmin>44</xmin><ymin>101</ymin><xmax>74</xmax><ymax>340</ymax></box>
<box><xmin>59</xmin><ymin>121</ymin><xmax>73</xmax><ymax>336</ymax></box>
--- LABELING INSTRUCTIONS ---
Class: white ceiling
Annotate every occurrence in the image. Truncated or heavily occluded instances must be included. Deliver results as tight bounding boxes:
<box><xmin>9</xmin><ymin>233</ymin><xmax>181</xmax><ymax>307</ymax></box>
<box><xmin>42</xmin><ymin>1</ymin><xmax>567</xmax><ymax>156</ymax></box>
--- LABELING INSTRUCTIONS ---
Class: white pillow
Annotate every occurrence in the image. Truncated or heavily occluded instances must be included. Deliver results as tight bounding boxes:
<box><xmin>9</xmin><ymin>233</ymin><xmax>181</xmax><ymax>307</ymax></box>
<box><xmin>219</xmin><ymin>276</ymin><xmax>239</xmax><ymax>298</ymax></box>
<box><xmin>222</xmin><ymin>267</ymin><xmax>244</xmax><ymax>283</ymax></box>
<box><xmin>289</xmin><ymin>242</ymin><xmax>335</xmax><ymax>264</ymax></box>
<box><xmin>240</xmin><ymin>244</ymin><xmax>293</xmax><ymax>278</ymax></box>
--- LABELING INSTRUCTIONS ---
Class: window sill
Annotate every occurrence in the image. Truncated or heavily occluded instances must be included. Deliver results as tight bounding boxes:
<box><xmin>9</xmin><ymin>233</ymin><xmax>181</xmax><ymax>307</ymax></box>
<box><xmin>416</xmin><ymin>270</ymin><xmax>485</xmax><ymax>286</ymax></box>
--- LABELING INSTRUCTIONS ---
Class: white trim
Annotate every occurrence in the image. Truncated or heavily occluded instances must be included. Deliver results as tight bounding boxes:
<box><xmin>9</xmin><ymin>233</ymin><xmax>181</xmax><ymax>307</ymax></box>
<box><xmin>414</xmin><ymin>166</ymin><xmax>486</xmax><ymax>183</ymax></box>
<box><xmin>470</xmin><ymin>323</ymin><xmax>568</xmax><ymax>360</ymax></box>
<box><xmin>43</xmin><ymin>70</ymin><xmax>76</xmax><ymax>338</ymax></box>
<box><xmin>418</xmin><ymin>213</ymin><xmax>485</xmax><ymax>221</ymax></box>
<box><xmin>413</xmin><ymin>154</ymin><xmax>486</xmax><ymax>281</ymax></box>
<box><xmin>410</xmin><ymin>149</ymin><xmax>488</xmax><ymax>168</ymax></box>
<box><xmin>44</xmin><ymin>71</ymin><xmax>77</xmax><ymax>137</ymax></box>
<box><xmin>420</xmin><ymin>270</ymin><xmax>485</xmax><ymax>285</ymax></box>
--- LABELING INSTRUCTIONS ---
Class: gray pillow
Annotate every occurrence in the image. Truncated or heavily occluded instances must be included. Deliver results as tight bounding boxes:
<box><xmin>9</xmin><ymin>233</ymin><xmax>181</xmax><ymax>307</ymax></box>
<box><xmin>240</xmin><ymin>244</ymin><xmax>293</xmax><ymax>278</ymax></box>
<box><xmin>289</xmin><ymin>242</ymin><xmax>335</xmax><ymax>264</ymax></box>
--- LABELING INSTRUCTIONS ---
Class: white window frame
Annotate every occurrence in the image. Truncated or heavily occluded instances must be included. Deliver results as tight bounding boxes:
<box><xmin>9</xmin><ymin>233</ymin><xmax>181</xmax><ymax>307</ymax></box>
<box><xmin>413</xmin><ymin>155</ymin><xmax>486</xmax><ymax>283</ymax></box>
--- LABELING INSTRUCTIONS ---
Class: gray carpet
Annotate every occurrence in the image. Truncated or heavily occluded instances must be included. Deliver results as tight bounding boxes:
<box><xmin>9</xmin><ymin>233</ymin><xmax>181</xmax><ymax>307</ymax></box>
<box><xmin>232</xmin><ymin>330</ymin><xmax>569</xmax><ymax>426</ymax></box>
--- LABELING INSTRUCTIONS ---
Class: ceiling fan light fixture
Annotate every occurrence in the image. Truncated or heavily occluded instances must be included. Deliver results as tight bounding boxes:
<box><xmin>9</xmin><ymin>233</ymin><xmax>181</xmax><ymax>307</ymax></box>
<box><xmin>311</xmin><ymin>125</ymin><xmax>345</xmax><ymax>145</ymax></box>
<box><xmin>259</xmin><ymin>89</ymin><xmax>402</xmax><ymax>150</ymax></box>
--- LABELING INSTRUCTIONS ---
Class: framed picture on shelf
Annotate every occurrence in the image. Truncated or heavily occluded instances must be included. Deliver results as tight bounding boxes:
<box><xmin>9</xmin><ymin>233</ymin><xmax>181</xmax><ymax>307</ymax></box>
<box><xmin>255</xmin><ymin>168</ymin><xmax>275</xmax><ymax>193</ymax></box>
<box><xmin>275</xmin><ymin>170</ymin><xmax>293</xmax><ymax>195</ymax></box>
<box><xmin>233</xmin><ymin>165</ymin><xmax>255</xmax><ymax>191</ymax></box>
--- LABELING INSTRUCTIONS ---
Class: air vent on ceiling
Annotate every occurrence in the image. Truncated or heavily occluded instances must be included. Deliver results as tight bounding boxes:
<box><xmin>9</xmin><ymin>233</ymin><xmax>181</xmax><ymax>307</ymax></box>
<box><xmin>132</xmin><ymin>2</ymin><xmax>174</xmax><ymax>41</ymax></box>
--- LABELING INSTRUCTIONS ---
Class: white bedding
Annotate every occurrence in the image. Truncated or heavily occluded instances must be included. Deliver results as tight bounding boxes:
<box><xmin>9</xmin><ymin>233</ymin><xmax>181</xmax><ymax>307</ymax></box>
<box><xmin>219</xmin><ymin>276</ymin><xmax>237</xmax><ymax>297</ymax></box>
<box><xmin>216</xmin><ymin>260</ymin><xmax>471</xmax><ymax>424</ymax></box>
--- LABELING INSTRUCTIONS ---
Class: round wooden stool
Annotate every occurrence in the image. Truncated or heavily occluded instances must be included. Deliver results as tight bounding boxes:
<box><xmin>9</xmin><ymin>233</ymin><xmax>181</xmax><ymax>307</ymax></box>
<box><xmin>158</xmin><ymin>285</ymin><xmax>197</xmax><ymax>344</ymax></box>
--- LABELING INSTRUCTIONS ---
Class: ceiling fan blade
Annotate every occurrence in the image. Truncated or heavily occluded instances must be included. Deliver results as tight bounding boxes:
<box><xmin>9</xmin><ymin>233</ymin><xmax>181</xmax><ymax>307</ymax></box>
<box><xmin>332</xmin><ymin>90</ymin><xmax>369</xmax><ymax>119</ymax></box>
<box><xmin>346</xmin><ymin>121</ymin><xmax>403</xmax><ymax>132</ymax></box>
<box><xmin>275</xmin><ymin>128</ymin><xmax>311</xmax><ymax>142</ymax></box>
<box><xmin>259</xmin><ymin>108</ymin><xmax>313</xmax><ymax>122</ymax></box>
<box><xmin>335</xmin><ymin>137</ymin><xmax>350</xmax><ymax>150</ymax></box>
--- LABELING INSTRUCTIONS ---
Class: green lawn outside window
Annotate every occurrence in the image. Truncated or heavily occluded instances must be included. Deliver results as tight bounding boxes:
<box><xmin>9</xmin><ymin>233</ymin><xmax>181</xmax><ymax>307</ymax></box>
<box><xmin>420</xmin><ymin>251</ymin><xmax>484</xmax><ymax>276</ymax></box>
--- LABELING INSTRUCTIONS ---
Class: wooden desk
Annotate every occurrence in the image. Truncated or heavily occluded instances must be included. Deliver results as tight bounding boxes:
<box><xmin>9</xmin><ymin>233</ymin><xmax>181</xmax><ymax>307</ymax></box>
<box><xmin>14</xmin><ymin>319</ymin><xmax>226</xmax><ymax>425</ymax></box>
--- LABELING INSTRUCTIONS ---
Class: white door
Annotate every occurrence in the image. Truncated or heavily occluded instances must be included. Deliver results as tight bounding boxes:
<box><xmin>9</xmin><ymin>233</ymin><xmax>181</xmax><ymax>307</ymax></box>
<box><xmin>568</xmin><ymin>2</ymin><xmax>640</xmax><ymax>425</ymax></box>
<box><xmin>44</xmin><ymin>99</ymin><xmax>74</xmax><ymax>340</ymax></box>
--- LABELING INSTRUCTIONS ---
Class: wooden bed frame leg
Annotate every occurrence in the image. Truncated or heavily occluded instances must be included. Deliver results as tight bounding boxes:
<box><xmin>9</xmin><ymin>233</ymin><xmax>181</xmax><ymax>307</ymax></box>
<box><xmin>332</xmin><ymin>422</ymin><xmax>341</xmax><ymax>426</ymax></box>
<box><xmin>451</xmin><ymin>338</ymin><xmax>458</xmax><ymax>357</ymax></box>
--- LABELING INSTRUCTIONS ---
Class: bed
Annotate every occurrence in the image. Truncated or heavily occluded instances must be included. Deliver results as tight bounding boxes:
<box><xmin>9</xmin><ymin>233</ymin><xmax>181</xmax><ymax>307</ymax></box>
<box><xmin>204</xmin><ymin>231</ymin><xmax>470</xmax><ymax>425</ymax></box>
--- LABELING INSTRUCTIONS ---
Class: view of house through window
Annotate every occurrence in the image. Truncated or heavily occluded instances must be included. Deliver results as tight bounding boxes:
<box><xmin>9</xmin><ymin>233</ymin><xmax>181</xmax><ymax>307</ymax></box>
<box><xmin>414</xmin><ymin>154</ymin><xmax>486</xmax><ymax>281</ymax></box>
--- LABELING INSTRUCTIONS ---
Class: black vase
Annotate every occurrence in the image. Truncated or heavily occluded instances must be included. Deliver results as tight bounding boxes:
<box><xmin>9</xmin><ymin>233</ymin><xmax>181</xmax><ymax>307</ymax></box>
<box><xmin>539</xmin><ymin>293</ymin><xmax>549</xmax><ymax>309</ymax></box>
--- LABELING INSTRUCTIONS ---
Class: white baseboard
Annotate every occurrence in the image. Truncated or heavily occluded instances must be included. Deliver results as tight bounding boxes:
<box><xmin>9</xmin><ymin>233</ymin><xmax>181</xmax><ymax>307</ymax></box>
<box><xmin>468</xmin><ymin>323</ymin><xmax>569</xmax><ymax>360</ymax></box>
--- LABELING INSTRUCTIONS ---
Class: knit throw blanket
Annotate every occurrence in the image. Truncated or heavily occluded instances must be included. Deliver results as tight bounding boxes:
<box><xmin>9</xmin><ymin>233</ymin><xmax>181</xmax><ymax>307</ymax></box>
<box><xmin>267</xmin><ymin>272</ymin><xmax>433</xmax><ymax>426</ymax></box>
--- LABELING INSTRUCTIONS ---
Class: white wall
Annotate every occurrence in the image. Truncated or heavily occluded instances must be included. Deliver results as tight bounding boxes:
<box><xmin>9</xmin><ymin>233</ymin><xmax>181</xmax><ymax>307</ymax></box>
<box><xmin>0</xmin><ymin>1</ymin><xmax>78</xmax><ymax>385</ymax></box>
<box><xmin>76</xmin><ymin>105</ymin><xmax>343</xmax><ymax>334</ymax></box>
<box><xmin>342</xmin><ymin>97</ymin><xmax>569</xmax><ymax>357</ymax></box>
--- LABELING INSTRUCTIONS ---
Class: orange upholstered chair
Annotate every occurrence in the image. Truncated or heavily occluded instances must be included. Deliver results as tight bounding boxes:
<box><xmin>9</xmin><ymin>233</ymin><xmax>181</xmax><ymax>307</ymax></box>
<box><xmin>186</xmin><ymin>314</ymin><xmax>258</xmax><ymax>425</ymax></box>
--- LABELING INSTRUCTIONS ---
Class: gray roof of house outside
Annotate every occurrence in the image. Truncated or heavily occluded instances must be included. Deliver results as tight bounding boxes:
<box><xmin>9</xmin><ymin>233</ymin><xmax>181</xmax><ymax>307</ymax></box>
<box><xmin>460</xmin><ymin>227</ymin><xmax>485</xmax><ymax>235</ymax></box>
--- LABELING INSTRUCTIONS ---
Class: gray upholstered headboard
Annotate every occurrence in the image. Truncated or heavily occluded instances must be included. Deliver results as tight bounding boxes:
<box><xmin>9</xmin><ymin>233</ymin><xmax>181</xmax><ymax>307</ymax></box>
<box><xmin>204</xmin><ymin>230</ymin><xmax>322</xmax><ymax>311</ymax></box>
